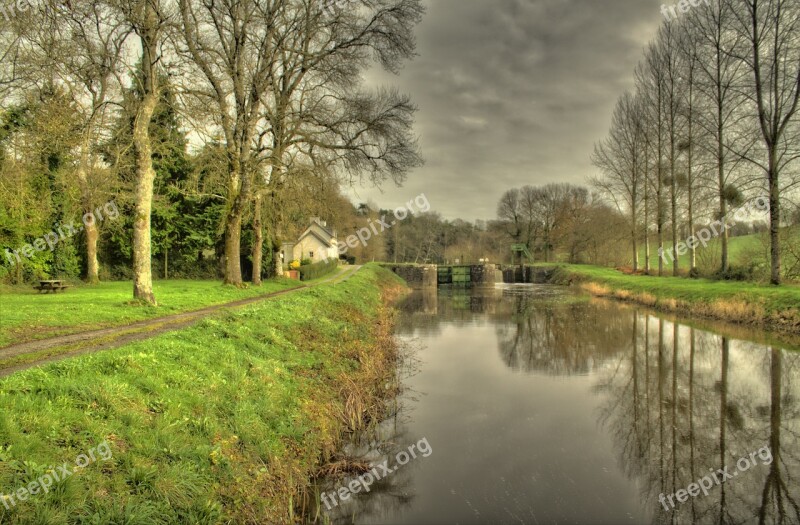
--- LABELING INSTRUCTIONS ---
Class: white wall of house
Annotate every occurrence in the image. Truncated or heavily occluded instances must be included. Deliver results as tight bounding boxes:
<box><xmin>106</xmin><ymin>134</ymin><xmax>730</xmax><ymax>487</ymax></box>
<box><xmin>293</xmin><ymin>236</ymin><xmax>338</xmax><ymax>263</ymax></box>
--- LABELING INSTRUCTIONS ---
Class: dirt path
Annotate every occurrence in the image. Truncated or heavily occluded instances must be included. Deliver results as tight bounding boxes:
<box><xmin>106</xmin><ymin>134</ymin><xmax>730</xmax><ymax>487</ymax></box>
<box><xmin>0</xmin><ymin>266</ymin><xmax>361</xmax><ymax>378</ymax></box>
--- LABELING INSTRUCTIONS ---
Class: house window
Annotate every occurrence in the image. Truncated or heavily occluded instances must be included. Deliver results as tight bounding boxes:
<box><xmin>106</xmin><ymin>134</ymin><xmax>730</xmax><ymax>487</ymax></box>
<box><xmin>309</xmin><ymin>251</ymin><xmax>314</xmax><ymax>258</ymax></box>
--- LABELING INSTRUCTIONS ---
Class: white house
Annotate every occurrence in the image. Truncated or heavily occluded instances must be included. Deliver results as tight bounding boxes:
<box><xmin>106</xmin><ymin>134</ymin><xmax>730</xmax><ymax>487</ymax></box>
<box><xmin>281</xmin><ymin>218</ymin><xmax>339</xmax><ymax>266</ymax></box>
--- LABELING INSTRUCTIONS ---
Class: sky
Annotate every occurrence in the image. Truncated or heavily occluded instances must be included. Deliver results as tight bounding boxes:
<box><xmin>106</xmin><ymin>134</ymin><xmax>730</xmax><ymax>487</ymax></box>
<box><xmin>347</xmin><ymin>0</ymin><xmax>666</xmax><ymax>221</ymax></box>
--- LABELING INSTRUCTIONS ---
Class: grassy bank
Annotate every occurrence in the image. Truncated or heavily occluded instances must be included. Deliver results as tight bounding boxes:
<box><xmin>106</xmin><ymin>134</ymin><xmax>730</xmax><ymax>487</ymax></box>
<box><xmin>0</xmin><ymin>264</ymin><xmax>407</xmax><ymax>524</ymax></box>
<box><xmin>0</xmin><ymin>279</ymin><xmax>302</xmax><ymax>348</ymax></box>
<box><xmin>550</xmin><ymin>264</ymin><xmax>800</xmax><ymax>334</ymax></box>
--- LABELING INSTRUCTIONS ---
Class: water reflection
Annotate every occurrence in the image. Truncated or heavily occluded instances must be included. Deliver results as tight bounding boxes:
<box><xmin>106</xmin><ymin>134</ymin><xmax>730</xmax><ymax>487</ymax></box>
<box><xmin>596</xmin><ymin>314</ymin><xmax>800</xmax><ymax>524</ymax></box>
<box><xmin>308</xmin><ymin>285</ymin><xmax>799</xmax><ymax>524</ymax></box>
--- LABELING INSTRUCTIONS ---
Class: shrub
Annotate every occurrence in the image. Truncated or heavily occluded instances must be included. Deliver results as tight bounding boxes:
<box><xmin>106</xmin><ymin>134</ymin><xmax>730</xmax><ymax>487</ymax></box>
<box><xmin>298</xmin><ymin>259</ymin><xmax>338</xmax><ymax>281</ymax></box>
<box><xmin>714</xmin><ymin>263</ymin><xmax>762</xmax><ymax>282</ymax></box>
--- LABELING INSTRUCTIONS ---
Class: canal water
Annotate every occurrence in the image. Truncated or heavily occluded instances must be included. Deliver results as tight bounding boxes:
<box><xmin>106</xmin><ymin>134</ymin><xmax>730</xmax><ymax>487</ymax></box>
<box><xmin>312</xmin><ymin>284</ymin><xmax>800</xmax><ymax>525</ymax></box>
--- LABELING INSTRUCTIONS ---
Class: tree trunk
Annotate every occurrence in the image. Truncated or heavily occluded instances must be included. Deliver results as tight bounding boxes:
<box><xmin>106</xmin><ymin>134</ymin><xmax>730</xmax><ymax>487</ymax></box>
<box><xmin>85</xmin><ymin>220</ymin><xmax>99</xmax><ymax>283</ymax></box>
<box><xmin>644</xmin><ymin>146</ymin><xmax>651</xmax><ymax>274</ymax></box>
<box><xmin>131</xmin><ymin>3</ymin><xmax>160</xmax><ymax>306</ymax></box>
<box><xmin>656</xmin><ymin>89</ymin><xmax>664</xmax><ymax>277</ymax></box>
<box><xmin>669</xmin><ymin>112</ymin><xmax>678</xmax><ymax>277</ymax></box>
<box><xmin>274</xmin><ymin>249</ymin><xmax>283</xmax><ymax>277</ymax></box>
<box><xmin>631</xmin><ymin>205</ymin><xmax>638</xmax><ymax>272</ymax></box>
<box><xmin>223</xmin><ymin>157</ymin><xmax>251</xmax><ymax>286</ymax></box>
<box><xmin>224</xmin><ymin>210</ymin><xmax>243</xmax><ymax>286</ymax></box>
<box><xmin>717</xmin><ymin>104</ymin><xmax>729</xmax><ymax>274</ymax></box>
<box><xmin>670</xmin><ymin>176</ymin><xmax>678</xmax><ymax>276</ymax></box>
<box><xmin>687</xmin><ymin>78</ymin><xmax>696</xmax><ymax>271</ymax></box>
<box><xmin>251</xmin><ymin>193</ymin><xmax>264</xmax><ymax>286</ymax></box>
<box><xmin>657</xmin><ymin>172</ymin><xmax>664</xmax><ymax>277</ymax></box>
<box><xmin>132</xmin><ymin>92</ymin><xmax>158</xmax><ymax>305</ymax></box>
<box><xmin>75</xmin><ymin>157</ymin><xmax>99</xmax><ymax>284</ymax></box>
<box><xmin>768</xmin><ymin>153</ymin><xmax>781</xmax><ymax>285</ymax></box>
<box><xmin>164</xmin><ymin>239</ymin><xmax>168</xmax><ymax>280</ymax></box>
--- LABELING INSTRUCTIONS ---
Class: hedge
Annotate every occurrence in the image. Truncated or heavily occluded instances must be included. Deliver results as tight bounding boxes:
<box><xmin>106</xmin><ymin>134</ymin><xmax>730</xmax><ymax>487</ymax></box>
<box><xmin>299</xmin><ymin>259</ymin><xmax>339</xmax><ymax>281</ymax></box>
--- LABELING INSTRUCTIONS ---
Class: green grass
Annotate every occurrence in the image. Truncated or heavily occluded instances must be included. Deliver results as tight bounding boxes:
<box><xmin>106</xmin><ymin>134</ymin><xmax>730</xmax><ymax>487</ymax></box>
<box><xmin>0</xmin><ymin>278</ymin><xmax>301</xmax><ymax>347</ymax></box>
<box><xmin>0</xmin><ymin>264</ymin><xmax>405</xmax><ymax>524</ymax></box>
<box><xmin>636</xmin><ymin>226</ymin><xmax>796</xmax><ymax>273</ymax></box>
<box><xmin>550</xmin><ymin>263</ymin><xmax>800</xmax><ymax>332</ymax></box>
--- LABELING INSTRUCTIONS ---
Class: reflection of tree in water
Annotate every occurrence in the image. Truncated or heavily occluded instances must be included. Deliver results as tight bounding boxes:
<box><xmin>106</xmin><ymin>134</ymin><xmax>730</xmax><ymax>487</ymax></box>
<box><xmin>395</xmin><ymin>289</ymin><xmax>444</xmax><ymax>336</ymax></box>
<box><xmin>495</xmin><ymin>296</ymin><xmax>632</xmax><ymax>375</ymax></box>
<box><xmin>596</xmin><ymin>313</ymin><xmax>800</xmax><ymax>524</ymax></box>
<box><xmin>759</xmin><ymin>347</ymin><xmax>800</xmax><ymax>525</ymax></box>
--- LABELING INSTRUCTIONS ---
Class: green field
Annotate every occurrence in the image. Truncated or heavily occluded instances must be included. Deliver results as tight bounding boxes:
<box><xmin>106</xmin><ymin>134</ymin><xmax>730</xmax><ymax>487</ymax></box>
<box><xmin>0</xmin><ymin>279</ymin><xmax>302</xmax><ymax>347</ymax></box>
<box><xmin>0</xmin><ymin>264</ymin><xmax>404</xmax><ymax>524</ymax></box>
<box><xmin>635</xmin><ymin>230</ymin><xmax>772</xmax><ymax>272</ymax></box>
<box><xmin>639</xmin><ymin>226</ymin><xmax>800</xmax><ymax>279</ymax></box>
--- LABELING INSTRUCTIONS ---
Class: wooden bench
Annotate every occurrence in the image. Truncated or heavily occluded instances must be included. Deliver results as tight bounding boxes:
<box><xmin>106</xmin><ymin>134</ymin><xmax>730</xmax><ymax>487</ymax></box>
<box><xmin>33</xmin><ymin>280</ymin><xmax>71</xmax><ymax>293</ymax></box>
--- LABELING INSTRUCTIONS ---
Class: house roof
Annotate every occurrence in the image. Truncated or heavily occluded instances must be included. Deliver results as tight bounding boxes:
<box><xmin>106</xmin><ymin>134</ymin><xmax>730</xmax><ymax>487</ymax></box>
<box><xmin>310</xmin><ymin>218</ymin><xmax>335</xmax><ymax>239</ymax></box>
<box><xmin>297</xmin><ymin>219</ymin><xmax>337</xmax><ymax>248</ymax></box>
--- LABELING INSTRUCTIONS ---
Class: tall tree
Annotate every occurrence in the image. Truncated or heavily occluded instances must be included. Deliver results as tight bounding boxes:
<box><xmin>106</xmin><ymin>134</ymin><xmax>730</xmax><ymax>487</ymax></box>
<box><xmin>657</xmin><ymin>23</ymin><xmax>686</xmax><ymax>276</ymax></box>
<box><xmin>126</xmin><ymin>0</ymin><xmax>165</xmax><ymax>304</ymax></box>
<box><xmin>689</xmin><ymin>0</ymin><xmax>749</xmax><ymax>274</ymax></box>
<box><xmin>177</xmin><ymin>0</ymin><xmax>422</xmax><ymax>286</ymax></box>
<box><xmin>677</xmin><ymin>22</ymin><xmax>701</xmax><ymax>271</ymax></box>
<box><xmin>252</xmin><ymin>1</ymin><xmax>423</xmax><ymax>283</ymax></box>
<box><xmin>735</xmin><ymin>0</ymin><xmax>800</xmax><ymax>285</ymax></box>
<box><xmin>639</xmin><ymin>44</ymin><xmax>668</xmax><ymax>276</ymax></box>
<box><xmin>177</xmin><ymin>0</ymin><xmax>282</xmax><ymax>286</ymax></box>
<box><xmin>592</xmin><ymin>91</ymin><xmax>645</xmax><ymax>271</ymax></box>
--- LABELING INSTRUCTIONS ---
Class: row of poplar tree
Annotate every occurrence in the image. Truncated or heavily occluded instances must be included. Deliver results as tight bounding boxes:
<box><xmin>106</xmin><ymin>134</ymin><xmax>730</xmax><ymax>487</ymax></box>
<box><xmin>592</xmin><ymin>0</ymin><xmax>799</xmax><ymax>285</ymax></box>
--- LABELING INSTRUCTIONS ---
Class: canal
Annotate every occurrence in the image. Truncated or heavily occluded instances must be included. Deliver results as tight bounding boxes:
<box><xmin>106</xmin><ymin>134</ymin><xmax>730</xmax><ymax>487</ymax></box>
<box><xmin>311</xmin><ymin>284</ymin><xmax>800</xmax><ymax>524</ymax></box>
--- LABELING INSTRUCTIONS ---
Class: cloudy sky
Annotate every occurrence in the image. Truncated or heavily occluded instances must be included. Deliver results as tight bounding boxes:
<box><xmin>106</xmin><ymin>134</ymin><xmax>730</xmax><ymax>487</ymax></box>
<box><xmin>348</xmin><ymin>0</ymin><xmax>665</xmax><ymax>221</ymax></box>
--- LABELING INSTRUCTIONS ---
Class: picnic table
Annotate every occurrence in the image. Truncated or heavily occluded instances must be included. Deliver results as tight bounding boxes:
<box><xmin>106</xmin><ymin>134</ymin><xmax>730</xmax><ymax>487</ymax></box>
<box><xmin>33</xmin><ymin>279</ymin><xmax>70</xmax><ymax>293</ymax></box>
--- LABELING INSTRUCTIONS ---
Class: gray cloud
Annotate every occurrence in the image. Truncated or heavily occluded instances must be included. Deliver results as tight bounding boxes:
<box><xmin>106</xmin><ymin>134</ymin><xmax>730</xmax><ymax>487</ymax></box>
<box><xmin>348</xmin><ymin>0</ymin><xmax>663</xmax><ymax>220</ymax></box>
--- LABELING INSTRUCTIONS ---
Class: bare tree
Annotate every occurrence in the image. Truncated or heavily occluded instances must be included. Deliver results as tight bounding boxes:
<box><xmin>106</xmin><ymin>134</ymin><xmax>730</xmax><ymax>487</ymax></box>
<box><xmin>592</xmin><ymin>91</ymin><xmax>645</xmax><ymax>271</ymax></box>
<box><xmin>497</xmin><ymin>187</ymin><xmax>524</xmax><ymax>244</ymax></box>
<box><xmin>734</xmin><ymin>0</ymin><xmax>800</xmax><ymax>285</ymax></box>
<box><xmin>178</xmin><ymin>0</ymin><xmax>422</xmax><ymax>286</ymax></box>
<box><xmin>657</xmin><ymin>23</ymin><xmax>687</xmax><ymax>276</ymax></box>
<box><xmin>676</xmin><ymin>20</ymin><xmax>705</xmax><ymax>272</ymax></box>
<box><xmin>639</xmin><ymin>44</ymin><xmax>668</xmax><ymax>276</ymax></box>
<box><xmin>176</xmin><ymin>0</ymin><xmax>282</xmax><ymax>286</ymax></box>
<box><xmin>689</xmin><ymin>0</ymin><xmax>749</xmax><ymax>274</ymax></box>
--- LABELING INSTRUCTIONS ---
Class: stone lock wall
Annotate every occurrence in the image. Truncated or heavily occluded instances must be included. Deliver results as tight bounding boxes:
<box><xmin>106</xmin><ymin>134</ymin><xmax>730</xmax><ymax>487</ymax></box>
<box><xmin>385</xmin><ymin>265</ymin><xmax>438</xmax><ymax>289</ymax></box>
